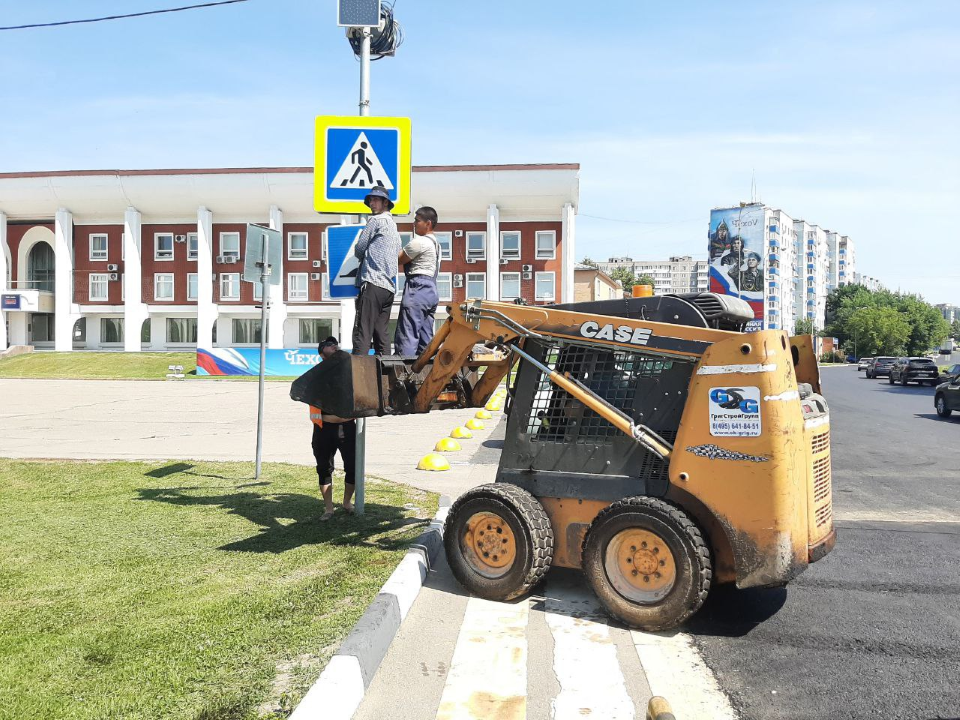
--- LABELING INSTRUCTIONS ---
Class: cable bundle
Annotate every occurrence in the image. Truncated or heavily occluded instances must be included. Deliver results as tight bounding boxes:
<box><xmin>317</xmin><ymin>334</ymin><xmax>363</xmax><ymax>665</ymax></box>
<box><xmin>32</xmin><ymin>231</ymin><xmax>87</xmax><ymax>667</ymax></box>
<box><xmin>347</xmin><ymin>1</ymin><xmax>403</xmax><ymax>60</ymax></box>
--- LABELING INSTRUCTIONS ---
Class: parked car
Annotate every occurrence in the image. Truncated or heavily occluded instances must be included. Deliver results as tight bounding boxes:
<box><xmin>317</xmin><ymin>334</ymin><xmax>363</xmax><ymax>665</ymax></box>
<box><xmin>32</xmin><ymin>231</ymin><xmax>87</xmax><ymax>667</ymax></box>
<box><xmin>865</xmin><ymin>356</ymin><xmax>896</xmax><ymax>378</ymax></box>
<box><xmin>846</xmin><ymin>355</ymin><xmax>857</xmax><ymax>364</ymax></box>
<box><xmin>858</xmin><ymin>357</ymin><xmax>873</xmax><ymax>371</ymax></box>
<box><xmin>940</xmin><ymin>363</ymin><xmax>960</xmax><ymax>385</ymax></box>
<box><xmin>889</xmin><ymin>357</ymin><xmax>941</xmax><ymax>386</ymax></box>
<box><xmin>934</xmin><ymin>375</ymin><xmax>960</xmax><ymax>418</ymax></box>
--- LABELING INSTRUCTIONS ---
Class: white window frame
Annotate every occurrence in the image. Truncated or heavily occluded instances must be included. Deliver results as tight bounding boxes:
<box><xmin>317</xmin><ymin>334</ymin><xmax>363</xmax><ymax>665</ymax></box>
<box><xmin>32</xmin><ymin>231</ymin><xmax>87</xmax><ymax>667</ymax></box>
<box><xmin>465</xmin><ymin>232</ymin><xmax>486</xmax><ymax>260</ymax></box>
<box><xmin>219</xmin><ymin>232</ymin><xmax>240</xmax><ymax>259</ymax></box>
<box><xmin>322</xmin><ymin>273</ymin><xmax>330</xmax><ymax>300</ymax></box>
<box><xmin>154</xmin><ymin>273</ymin><xmax>175</xmax><ymax>302</ymax></box>
<box><xmin>535</xmin><ymin>271</ymin><xmax>556</xmax><ymax>301</ymax></box>
<box><xmin>298</xmin><ymin>318</ymin><xmax>335</xmax><ymax>347</ymax></box>
<box><xmin>100</xmin><ymin>317</ymin><xmax>124</xmax><ymax>345</ymax></box>
<box><xmin>89</xmin><ymin>273</ymin><xmax>109</xmax><ymax>302</ymax></box>
<box><xmin>437</xmin><ymin>272</ymin><xmax>453</xmax><ymax>302</ymax></box>
<box><xmin>253</xmin><ymin>281</ymin><xmax>263</xmax><ymax>302</ymax></box>
<box><xmin>435</xmin><ymin>232</ymin><xmax>452</xmax><ymax>261</ymax></box>
<box><xmin>232</xmin><ymin>318</ymin><xmax>262</xmax><ymax>346</ymax></box>
<box><xmin>288</xmin><ymin>272</ymin><xmax>309</xmax><ymax>302</ymax></box>
<box><xmin>220</xmin><ymin>273</ymin><xmax>240</xmax><ymax>301</ymax></box>
<box><xmin>166</xmin><ymin>317</ymin><xmax>197</xmax><ymax>345</ymax></box>
<box><xmin>500</xmin><ymin>271</ymin><xmax>521</xmax><ymax>300</ymax></box>
<box><xmin>288</xmin><ymin>232</ymin><xmax>309</xmax><ymax>260</ymax></box>
<box><xmin>394</xmin><ymin>273</ymin><xmax>406</xmax><ymax>301</ymax></box>
<box><xmin>535</xmin><ymin>230</ymin><xmax>557</xmax><ymax>260</ymax></box>
<box><xmin>465</xmin><ymin>272</ymin><xmax>486</xmax><ymax>299</ymax></box>
<box><xmin>187</xmin><ymin>273</ymin><xmax>198</xmax><ymax>301</ymax></box>
<box><xmin>89</xmin><ymin>233</ymin><xmax>109</xmax><ymax>261</ymax></box>
<box><xmin>500</xmin><ymin>231</ymin><xmax>521</xmax><ymax>260</ymax></box>
<box><xmin>154</xmin><ymin>233</ymin><xmax>174</xmax><ymax>261</ymax></box>
<box><xmin>187</xmin><ymin>232</ymin><xmax>199</xmax><ymax>261</ymax></box>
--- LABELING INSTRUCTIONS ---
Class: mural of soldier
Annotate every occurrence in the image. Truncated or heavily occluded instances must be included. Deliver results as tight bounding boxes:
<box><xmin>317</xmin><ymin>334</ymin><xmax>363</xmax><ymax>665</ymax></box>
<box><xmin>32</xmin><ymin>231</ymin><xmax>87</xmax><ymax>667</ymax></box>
<box><xmin>709</xmin><ymin>219</ymin><xmax>731</xmax><ymax>260</ymax></box>
<box><xmin>739</xmin><ymin>252</ymin><xmax>764</xmax><ymax>292</ymax></box>
<box><xmin>720</xmin><ymin>237</ymin><xmax>745</xmax><ymax>268</ymax></box>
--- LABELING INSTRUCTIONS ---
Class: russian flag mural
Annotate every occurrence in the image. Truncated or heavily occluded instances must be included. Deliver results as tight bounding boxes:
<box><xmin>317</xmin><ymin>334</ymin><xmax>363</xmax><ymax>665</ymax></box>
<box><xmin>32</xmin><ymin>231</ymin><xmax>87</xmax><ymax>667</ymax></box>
<box><xmin>707</xmin><ymin>204</ymin><xmax>765</xmax><ymax>332</ymax></box>
<box><xmin>197</xmin><ymin>348</ymin><xmax>323</xmax><ymax>376</ymax></box>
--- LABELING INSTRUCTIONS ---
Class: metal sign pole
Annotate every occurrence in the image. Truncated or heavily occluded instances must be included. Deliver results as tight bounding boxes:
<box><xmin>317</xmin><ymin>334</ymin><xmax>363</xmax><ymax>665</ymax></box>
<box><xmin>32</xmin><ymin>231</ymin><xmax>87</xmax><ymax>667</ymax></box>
<box><xmin>255</xmin><ymin>232</ymin><xmax>270</xmax><ymax>480</ymax></box>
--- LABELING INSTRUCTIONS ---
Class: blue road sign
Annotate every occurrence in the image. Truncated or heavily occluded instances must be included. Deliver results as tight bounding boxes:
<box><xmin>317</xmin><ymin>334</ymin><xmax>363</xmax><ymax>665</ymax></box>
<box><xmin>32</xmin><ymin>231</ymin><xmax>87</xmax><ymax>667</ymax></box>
<box><xmin>325</xmin><ymin>225</ymin><xmax>365</xmax><ymax>299</ymax></box>
<box><xmin>314</xmin><ymin>116</ymin><xmax>411</xmax><ymax>214</ymax></box>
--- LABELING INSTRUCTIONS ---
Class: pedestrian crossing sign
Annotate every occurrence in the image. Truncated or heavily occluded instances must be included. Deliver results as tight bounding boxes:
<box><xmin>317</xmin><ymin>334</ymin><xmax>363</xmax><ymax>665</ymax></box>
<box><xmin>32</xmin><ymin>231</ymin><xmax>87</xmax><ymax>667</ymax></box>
<box><xmin>314</xmin><ymin>115</ymin><xmax>412</xmax><ymax>215</ymax></box>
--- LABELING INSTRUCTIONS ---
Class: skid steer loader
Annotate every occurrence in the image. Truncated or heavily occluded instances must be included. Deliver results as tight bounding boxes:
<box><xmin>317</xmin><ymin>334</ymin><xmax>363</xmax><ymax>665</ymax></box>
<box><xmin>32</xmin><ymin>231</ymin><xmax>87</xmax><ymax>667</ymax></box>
<box><xmin>290</xmin><ymin>293</ymin><xmax>835</xmax><ymax>630</ymax></box>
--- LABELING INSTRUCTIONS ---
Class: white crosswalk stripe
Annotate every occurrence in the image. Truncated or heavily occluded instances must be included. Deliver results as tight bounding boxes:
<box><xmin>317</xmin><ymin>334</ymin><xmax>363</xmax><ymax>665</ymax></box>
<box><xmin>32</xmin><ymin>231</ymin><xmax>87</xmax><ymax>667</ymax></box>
<box><xmin>544</xmin><ymin>583</ymin><xmax>635</xmax><ymax>719</ymax></box>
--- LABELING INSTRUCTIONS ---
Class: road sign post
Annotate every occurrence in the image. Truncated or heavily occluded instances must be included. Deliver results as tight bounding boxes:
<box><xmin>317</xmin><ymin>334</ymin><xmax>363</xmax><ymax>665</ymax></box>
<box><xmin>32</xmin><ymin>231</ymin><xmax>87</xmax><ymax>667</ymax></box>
<box><xmin>243</xmin><ymin>223</ymin><xmax>282</xmax><ymax>480</ymax></box>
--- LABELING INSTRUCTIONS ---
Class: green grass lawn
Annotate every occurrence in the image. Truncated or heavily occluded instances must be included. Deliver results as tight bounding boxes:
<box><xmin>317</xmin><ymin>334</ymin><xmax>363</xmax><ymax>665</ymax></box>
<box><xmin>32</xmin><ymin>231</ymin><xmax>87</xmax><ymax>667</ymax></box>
<box><xmin>0</xmin><ymin>352</ymin><xmax>196</xmax><ymax>379</ymax></box>
<box><xmin>0</xmin><ymin>459</ymin><xmax>437</xmax><ymax>720</ymax></box>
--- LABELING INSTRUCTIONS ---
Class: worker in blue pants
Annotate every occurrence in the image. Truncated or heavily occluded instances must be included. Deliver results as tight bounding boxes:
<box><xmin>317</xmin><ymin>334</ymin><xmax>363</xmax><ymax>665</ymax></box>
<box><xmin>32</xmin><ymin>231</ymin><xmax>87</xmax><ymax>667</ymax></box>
<box><xmin>394</xmin><ymin>206</ymin><xmax>441</xmax><ymax>356</ymax></box>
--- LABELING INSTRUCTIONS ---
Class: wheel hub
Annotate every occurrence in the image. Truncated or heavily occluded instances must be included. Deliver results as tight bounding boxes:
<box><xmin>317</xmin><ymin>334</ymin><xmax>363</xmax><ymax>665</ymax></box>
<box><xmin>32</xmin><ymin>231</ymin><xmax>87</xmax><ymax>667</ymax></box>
<box><xmin>605</xmin><ymin>528</ymin><xmax>677</xmax><ymax>603</ymax></box>
<box><xmin>462</xmin><ymin>512</ymin><xmax>517</xmax><ymax>578</ymax></box>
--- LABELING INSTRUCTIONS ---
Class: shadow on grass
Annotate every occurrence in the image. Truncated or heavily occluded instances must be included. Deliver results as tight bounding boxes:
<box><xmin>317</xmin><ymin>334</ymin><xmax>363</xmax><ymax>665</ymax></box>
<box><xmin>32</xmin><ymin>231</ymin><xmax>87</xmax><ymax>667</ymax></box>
<box><xmin>136</xmin><ymin>483</ymin><xmax>427</xmax><ymax>554</ymax></box>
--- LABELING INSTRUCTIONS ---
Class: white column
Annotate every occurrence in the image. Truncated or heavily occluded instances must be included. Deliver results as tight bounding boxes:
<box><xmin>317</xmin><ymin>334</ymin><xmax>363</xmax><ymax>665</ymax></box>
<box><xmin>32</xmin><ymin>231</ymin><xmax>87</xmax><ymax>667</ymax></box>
<box><xmin>197</xmin><ymin>207</ymin><xmax>217</xmax><ymax>349</ymax></box>
<box><xmin>0</xmin><ymin>211</ymin><xmax>8</xmax><ymax>350</ymax></box>
<box><xmin>267</xmin><ymin>205</ymin><xmax>287</xmax><ymax>349</ymax></box>
<box><xmin>561</xmin><ymin>202</ymin><xmax>576</xmax><ymax>303</ymax></box>
<box><xmin>339</xmin><ymin>299</ymin><xmax>355</xmax><ymax>352</ymax></box>
<box><xmin>123</xmin><ymin>207</ymin><xmax>148</xmax><ymax>352</ymax></box>
<box><xmin>485</xmin><ymin>204</ymin><xmax>500</xmax><ymax>301</ymax></box>
<box><xmin>54</xmin><ymin>208</ymin><xmax>80</xmax><ymax>351</ymax></box>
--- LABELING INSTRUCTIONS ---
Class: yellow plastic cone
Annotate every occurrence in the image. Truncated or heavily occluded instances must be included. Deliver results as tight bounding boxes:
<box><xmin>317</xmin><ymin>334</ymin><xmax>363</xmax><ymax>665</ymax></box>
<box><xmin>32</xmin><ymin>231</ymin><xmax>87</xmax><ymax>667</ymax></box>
<box><xmin>485</xmin><ymin>399</ymin><xmax>502</xmax><ymax>411</ymax></box>
<box><xmin>435</xmin><ymin>437</ymin><xmax>462</xmax><ymax>452</ymax></box>
<box><xmin>474</xmin><ymin>409</ymin><xmax>493</xmax><ymax>420</ymax></box>
<box><xmin>465</xmin><ymin>418</ymin><xmax>485</xmax><ymax>430</ymax></box>
<box><xmin>450</xmin><ymin>426</ymin><xmax>473</xmax><ymax>439</ymax></box>
<box><xmin>417</xmin><ymin>453</ymin><xmax>450</xmax><ymax>471</ymax></box>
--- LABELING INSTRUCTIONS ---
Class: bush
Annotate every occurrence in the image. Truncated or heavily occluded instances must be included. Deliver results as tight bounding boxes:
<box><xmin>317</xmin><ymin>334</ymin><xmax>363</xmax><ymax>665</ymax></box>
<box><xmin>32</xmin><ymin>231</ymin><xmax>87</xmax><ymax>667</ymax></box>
<box><xmin>819</xmin><ymin>351</ymin><xmax>845</xmax><ymax>363</ymax></box>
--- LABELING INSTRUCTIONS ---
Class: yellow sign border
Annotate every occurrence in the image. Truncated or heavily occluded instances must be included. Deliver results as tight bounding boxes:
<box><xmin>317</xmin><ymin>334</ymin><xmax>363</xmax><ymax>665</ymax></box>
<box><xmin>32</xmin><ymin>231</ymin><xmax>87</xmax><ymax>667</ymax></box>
<box><xmin>314</xmin><ymin>115</ymin><xmax>412</xmax><ymax>215</ymax></box>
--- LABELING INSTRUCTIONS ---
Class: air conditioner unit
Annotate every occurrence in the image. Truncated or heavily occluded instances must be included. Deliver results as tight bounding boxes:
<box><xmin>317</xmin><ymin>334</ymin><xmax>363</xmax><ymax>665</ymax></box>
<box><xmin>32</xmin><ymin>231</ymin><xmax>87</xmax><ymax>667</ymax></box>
<box><xmin>108</xmin><ymin>273</ymin><xmax>119</xmax><ymax>281</ymax></box>
<box><xmin>310</xmin><ymin>273</ymin><xmax>321</xmax><ymax>280</ymax></box>
<box><xmin>107</xmin><ymin>264</ymin><xmax>118</xmax><ymax>271</ymax></box>
<box><xmin>522</xmin><ymin>272</ymin><xmax>532</xmax><ymax>280</ymax></box>
<box><xmin>454</xmin><ymin>230</ymin><xmax>463</xmax><ymax>237</ymax></box>
<box><xmin>215</xmin><ymin>255</ymin><xmax>226</xmax><ymax>263</ymax></box>
<box><xmin>312</xmin><ymin>260</ymin><xmax>322</xmax><ymax>268</ymax></box>
<box><xmin>175</xmin><ymin>235</ymin><xmax>186</xmax><ymax>243</ymax></box>
<box><xmin>466</xmin><ymin>258</ymin><xmax>477</xmax><ymax>264</ymax></box>
<box><xmin>499</xmin><ymin>259</ymin><xmax>509</xmax><ymax>265</ymax></box>
<box><xmin>224</xmin><ymin>255</ymin><xmax>238</xmax><ymax>263</ymax></box>
<box><xmin>453</xmin><ymin>274</ymin><xmax>464</xmax><ymax>288</ymax></box>
<box><xmin>522</xmin><ymin>264</ymin><xmax>533</xmax><ymax>272</ymax></box>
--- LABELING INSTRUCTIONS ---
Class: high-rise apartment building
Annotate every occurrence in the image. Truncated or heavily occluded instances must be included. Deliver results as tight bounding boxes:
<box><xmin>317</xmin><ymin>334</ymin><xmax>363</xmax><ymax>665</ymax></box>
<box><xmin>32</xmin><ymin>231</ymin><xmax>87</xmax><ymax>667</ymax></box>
<box><xmin>595</xmin><ymin>256</ymin><xmax>708</xmax><ymax>295</ymax></box>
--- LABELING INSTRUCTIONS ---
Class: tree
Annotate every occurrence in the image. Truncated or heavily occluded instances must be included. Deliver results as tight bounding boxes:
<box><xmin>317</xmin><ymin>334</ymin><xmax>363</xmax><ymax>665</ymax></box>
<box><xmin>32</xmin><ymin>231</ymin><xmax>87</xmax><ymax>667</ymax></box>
<box><xmin>609</xmin><ymin>266</ymin><xmax>638</xmax><ymax>291</ymax></box>
<box><xmin>581</xmin><ymin>257</ymin><xmax>598</xmax><ymax>268</ymax></box>
<box><xmin>794</xmin><ymin>317</ymin><xmax>815</xmax><ymax>336</ymax></box>
<box><xmin>952</xmin><ymin>318</ymin><xmax>960</xmax><ymax>339</ymax></box>
<box><xmin>846</xmin><ymin>306</ymin><xmax>911</xmax><ymax>356</ymax></box>
<box><xmin>636</xmin><ymin>273</ymin><xmax>656</xmax><ymax>287</ymax></box>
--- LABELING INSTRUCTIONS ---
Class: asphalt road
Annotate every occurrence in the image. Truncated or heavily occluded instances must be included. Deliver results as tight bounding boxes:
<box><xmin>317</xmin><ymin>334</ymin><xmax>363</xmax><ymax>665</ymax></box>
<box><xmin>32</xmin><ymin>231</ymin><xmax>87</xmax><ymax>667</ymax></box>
<box><xmin>690</xmin><ymin>366</ymin><xmax>960</xmax><ymax>720</ymax></box>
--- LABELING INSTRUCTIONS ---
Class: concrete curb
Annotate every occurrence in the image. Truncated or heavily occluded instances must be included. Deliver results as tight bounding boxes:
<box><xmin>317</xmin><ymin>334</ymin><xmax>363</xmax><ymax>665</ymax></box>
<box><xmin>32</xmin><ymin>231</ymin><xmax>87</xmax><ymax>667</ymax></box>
<box><xmin>289</xmin><ymin>495</ymin><xmax>453</xmax><ymax>720</ymax></box>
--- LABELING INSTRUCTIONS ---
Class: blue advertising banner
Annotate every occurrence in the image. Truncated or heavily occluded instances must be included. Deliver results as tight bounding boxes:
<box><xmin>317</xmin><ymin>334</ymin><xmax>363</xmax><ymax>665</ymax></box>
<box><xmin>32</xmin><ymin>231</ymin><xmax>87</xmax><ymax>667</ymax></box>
<box><xmin>197</xmin><ymin>348</ymin><xmax>322</xmax><ymax>376</ymax></box>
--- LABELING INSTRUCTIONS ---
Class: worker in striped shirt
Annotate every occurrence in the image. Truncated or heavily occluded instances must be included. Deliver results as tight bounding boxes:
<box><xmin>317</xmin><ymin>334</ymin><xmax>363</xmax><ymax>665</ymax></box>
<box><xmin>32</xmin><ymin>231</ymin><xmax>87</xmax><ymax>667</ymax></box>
<box><xmin>352</xmin><ymin>186</ymin><xmax>401</xmax><ymax>355</ymax></box>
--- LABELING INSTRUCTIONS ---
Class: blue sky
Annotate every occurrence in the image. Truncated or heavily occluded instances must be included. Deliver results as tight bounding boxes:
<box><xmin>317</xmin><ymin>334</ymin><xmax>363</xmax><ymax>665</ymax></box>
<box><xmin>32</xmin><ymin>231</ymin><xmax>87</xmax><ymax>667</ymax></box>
<box><xmin>1</xmin><ymin>0</ymin><xmax>957</xmax><ymax>303</ymax></box>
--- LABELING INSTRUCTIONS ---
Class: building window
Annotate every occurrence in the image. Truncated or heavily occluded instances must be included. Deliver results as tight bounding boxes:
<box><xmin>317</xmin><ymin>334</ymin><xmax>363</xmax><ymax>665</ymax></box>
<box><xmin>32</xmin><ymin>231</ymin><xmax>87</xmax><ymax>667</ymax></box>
<box><xmin>187</xmin><ymin>273</ymin><xmax>198</xmax><ymax>301</ymax></box>
<box><xmin>30</xmin><ymin>314</ymin><xmax>55</xmax><ymax>343</ymax></box>
<box><xmin>155</xmin><ymin>233</ymin><xmax>174</xmax><ymax>261</ymax></box>
<box><xmin>220</xmin><ymin>273</ymin><xmax>240</xmax><ymax>301</ymax></box>
<box><xmin>253</xmin><ymin>281</ymin><xmax>263</xmax><ymax>301</ymax></box>
<box><xmin>232</xmin><ymin>318</ymin><xmax>262</xmax><ymax>345</ymax></box>
<box><xmin>437</xmin><ymin>272</ymin><xmax>453</xmax><ymax>301</ymax></box>
<box><xmin>187</xmin><ymin>233</ymin><xmax>198</xmax><ymax>260</ymax></box>
<box><xmin>288</xmin><ymin>273</ymin><xmax>308</xmax><ymax>301</ymax></box>
<box><xmin>167</xmin><ymin>318</ymin><xmax>197</xmax><ymax>344</ymax></box>
<box><xmin>535</xmin><ymin>272</ymin><xmax>555</xmax><ymax>301</ymax></box>
<box><xmin>154</xmin><ymin>273</ymin><xmax>175</xmax><ymax>301</ymax></box>
<box><xmin>466</xmin><ymin>232</ymin><xmax>486</xmax><ymax>260</ymax></box>
<box><xmin>395</xmin><ymin>273</ymin><xmax>406</xmax><ymax>297</ymax></box>
<box><xmin>466</xmin><ymin>272</ymin><xmax>485</xmax><ymax>299</ymax></box>
<box><xmin>89</xmin><ymin>273</ymin><xmax>109</xmax><ymax>302</ymax></box>
<box><xmin>322</xmin><ymin>273</ymin><xmax>330</xmax><ymax>300</ymax></box>
<box><xmin>101</xmin><ymin>317</ymin><xmax>124</xmax><ymax>344</ymax></box>
<box><xmin>500</xmin><ymin>231</ymin><xmax>521</xmax><ymax>260</ymax></box>
<box><xmin>435</xmin><ymin>232</ymin><xmax>452</xmax><ymax>260</ymax></box>
<box><xmin>400</xmin><ymin>231</ymin><xmax>413</xmax><ymax>247</ymax></box>
<box><xmin>220</xmin><ymin>232</ymin><xmax>240</xmax><ymax>259</ymax></box>
<box><xmin>288</xmin><ymin>232</ymin><xmax>308</xmax><ymax>260</ymax></box>
<box><xmin>501</xmin><ymin>272</ymin><xmax>521</xmax><ymax>300</ymax></box>
<box><xmin>536</xmin><ymin>231</ymin><xmax>556</xmax><ymax>260</ymax></box>
<box><xmin>89</xmin><ymin>234</ymin><xmax>108</xmax><ymax>261</ymax></box>
<box><xmin>299</xmin><ymin>318</ymin><xmax>334</xmax><ymax>345</ymax></box>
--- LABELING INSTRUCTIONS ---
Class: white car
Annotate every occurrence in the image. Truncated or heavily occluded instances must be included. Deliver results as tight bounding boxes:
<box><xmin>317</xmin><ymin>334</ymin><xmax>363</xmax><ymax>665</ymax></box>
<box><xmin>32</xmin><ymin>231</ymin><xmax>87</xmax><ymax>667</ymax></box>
<box><xmin>857</xmin><ymin>357</ymin><xmax>872</xmax><ymax>371</ymax></box>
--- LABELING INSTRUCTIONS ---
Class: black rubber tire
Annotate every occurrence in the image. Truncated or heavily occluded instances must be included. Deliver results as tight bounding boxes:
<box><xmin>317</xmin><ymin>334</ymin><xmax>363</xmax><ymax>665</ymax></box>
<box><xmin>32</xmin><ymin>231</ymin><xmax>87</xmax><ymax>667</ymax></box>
<box><xmin>582</xmin><ymin>496</ymin><xmax>712</xmax><ymax>631</ymax></box>
<box><xmin>444</xmin><ymin>483</ymin><xmax>554</xmax><ymax>601</ymax></box>
<box><xmin>866</xmin><ymin>370</ymin><xmax>873</xmax><ymax>379</ymax></box>
<box><xmin>901</xmin><ymin>375</ymin><xmax>908</xmax><ymax>386</ymax></box>
<box><xmin>888</xmin><ymin>375</ymin><xmax>894</xmax><ymax>384</ymax></box>
<box><xmin>936</xmin><ymin>394</ymin><xmax>952</xmax><ymax>418</ymax></box>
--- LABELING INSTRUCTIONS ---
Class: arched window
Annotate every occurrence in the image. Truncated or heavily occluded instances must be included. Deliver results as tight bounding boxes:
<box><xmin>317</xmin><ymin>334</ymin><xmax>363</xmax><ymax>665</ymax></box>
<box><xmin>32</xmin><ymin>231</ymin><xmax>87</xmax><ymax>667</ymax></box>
<box><xmin>28</xmin><ymin>243</ymin><xmax>55</xmax><ymax>292</ymax></box>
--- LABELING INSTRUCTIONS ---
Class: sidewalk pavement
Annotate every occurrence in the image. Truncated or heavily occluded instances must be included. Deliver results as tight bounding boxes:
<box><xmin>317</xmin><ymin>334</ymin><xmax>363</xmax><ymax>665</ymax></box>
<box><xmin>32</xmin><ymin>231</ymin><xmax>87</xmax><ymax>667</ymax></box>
<box><xmin>0</xmin><ymin>378</ymin><xmax>499</xmax><ymax>497</ymax></box>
